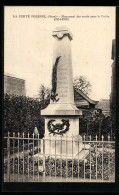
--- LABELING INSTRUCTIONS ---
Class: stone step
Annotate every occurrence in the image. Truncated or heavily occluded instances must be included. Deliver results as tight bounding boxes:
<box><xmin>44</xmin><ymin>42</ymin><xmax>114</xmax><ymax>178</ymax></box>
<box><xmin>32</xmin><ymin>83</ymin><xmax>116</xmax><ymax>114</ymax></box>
<box><xmin>33</xmin><ymin>148</ymin><xmax>89</xmax><ymax>162</ymax></box>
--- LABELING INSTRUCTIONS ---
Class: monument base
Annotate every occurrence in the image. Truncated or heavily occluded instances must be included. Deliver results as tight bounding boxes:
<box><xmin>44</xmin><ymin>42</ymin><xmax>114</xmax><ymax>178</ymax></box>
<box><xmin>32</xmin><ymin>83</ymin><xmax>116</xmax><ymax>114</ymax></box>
<box><xmin>41</xmin><ymin>134</ymin><xmax>83</xmax><ymax>157</ymax></box>
<box><xmin>33</xmin><ymin>133</ymin><xmax>90</xmax><ymax>162</ymax></box>
<box><xmin>38</xmin><ymin>116</ymin><xmax>85</xmax><ymax>158</ymax></box>
<box><xmin>33</xmin><ymin>147</ymin><xmax>89</xmax><ymax>161</ymax></box>
<box><xmin>41</xmin><ymin>103</ymin><xmax>82</xmax><ymax>116</ymax></box>
<box><xmin>33</xmin><ymin>134</ymin><xmax>90</xmax><ymax>161</ymax></box>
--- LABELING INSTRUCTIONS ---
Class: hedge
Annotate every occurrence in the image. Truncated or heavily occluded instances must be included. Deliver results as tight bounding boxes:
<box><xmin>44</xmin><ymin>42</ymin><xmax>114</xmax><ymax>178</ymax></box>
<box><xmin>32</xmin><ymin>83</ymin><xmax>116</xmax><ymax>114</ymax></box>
<box><xmin>4</xmin><ymin>93</ymin><xmax>46</xmax><ymax>138</ymax></box>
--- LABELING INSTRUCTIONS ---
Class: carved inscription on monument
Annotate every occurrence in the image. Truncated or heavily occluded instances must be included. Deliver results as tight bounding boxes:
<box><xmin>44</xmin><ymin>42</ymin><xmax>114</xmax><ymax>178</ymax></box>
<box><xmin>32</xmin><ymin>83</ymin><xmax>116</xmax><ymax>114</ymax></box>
<box><xmin>57</xmin><ymin>61</ymin><xmax>69</xmax><ymax>99</ymax></box>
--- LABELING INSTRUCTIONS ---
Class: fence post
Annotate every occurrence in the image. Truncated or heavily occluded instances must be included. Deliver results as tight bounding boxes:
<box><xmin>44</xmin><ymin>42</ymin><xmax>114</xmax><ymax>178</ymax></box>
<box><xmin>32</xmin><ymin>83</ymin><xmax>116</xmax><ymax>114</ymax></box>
<box><xmin>33</xmin><ymin>133</ymin><xmax>34</xmax><ymax>181</ymax></box>
<box><xmin>28</xmin><ymin>132</ymin><xmax>29</xmax><ymax>180</ymax></box>
<box><xmin>108</xmin><ymin>135</ymin><xmax>110</xmax><ymax>181</ymax></box>
<box><xmin>43</xmin><ymin>135</ymin><xmax>45</xmax><ymax>182</ymax></box>
<box><xmin>102</xmin><ymin>135</ymin><xmax>104</xmax><ymax>181</ymax></box>
<box><xmin>38</xmin><ymin>133</ymin><xmax>40</xmax><ymax>182</ymax></box>
<box><xmin>99</xmin><ymin>121</ymin><xmax>101</xmax><ymax>141</ymax></box>
<box><xmin>72</xmin><ymin>135</ymin><xmax>74</xmax><ymax>181</ymax></box>
<box><xmin>89</xmin><ymin>135</ymin><xmax>91</xmax><ymax>181</ymax></box>
<box><xmin>55</xmin><ymin>134</ymin><xmax>57</xmax><ymax>179</ymax></box>
<box><xmin>87</xmin><ymin>122</ymin><xmax>89</xmax><ymax>140</ymax></box>
<box><xmin>84</xmin><ymin>135</ymin><xmax>85</xmax><ymax>180</ymax></box>
<box><xmin>96</xmin><ymin>135</ymin><xmax>97</xmax><ymax>181</ymax></box>
<box><xmin>23</xmin><ymin>132</ymin><xmax>24</xmax><ymax>182</ymax></box>
<box><xmin>13</xmin><ymin>132</ymin><xmax>15</xmax><ymax>182</ymax></box>
<box><xmin>7</xmin><ymin>131</ymin><xmax>10</xmax><ymax>182</ymax></box>
<box><xmin>34</xmin><ymin>127</ymin><xmax>38</xmax><ymax>147</ymax></box>
<box><xmin>111</xmin><ymin>123</ymin><xmax>112</xmax><ymax>141</ymax></box>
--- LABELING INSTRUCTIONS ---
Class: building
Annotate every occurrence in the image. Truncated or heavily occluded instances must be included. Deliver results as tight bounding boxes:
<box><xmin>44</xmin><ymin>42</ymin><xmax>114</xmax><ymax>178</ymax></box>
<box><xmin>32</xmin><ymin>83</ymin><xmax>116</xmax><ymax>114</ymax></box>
<box><xmin>4</xmin><ymin>74</ymin><xmax>26</xmax><ymax>96</ymax></box>
<box><xmin>74</xmin><ymin>88</ymin><xmax>99</xmax><ymax>117</ymax></box>
<box><xmin>74</xmin><ymin>88</ymin><xmax>98</xmax><ymax>109</ymax></box>
<box><xmin>95</xmin><ymin>99</ymin><xmax>110</xmax><ymax>116</ymax></box>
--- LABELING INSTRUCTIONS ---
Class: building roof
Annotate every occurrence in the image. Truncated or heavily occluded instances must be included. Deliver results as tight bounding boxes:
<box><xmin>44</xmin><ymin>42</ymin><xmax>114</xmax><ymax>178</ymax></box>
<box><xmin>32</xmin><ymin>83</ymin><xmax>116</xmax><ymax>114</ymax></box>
<box><xmin>39</xmin><ymin>88</ymin><xmax>98</xmax><ymax>110</ymax></box>
<box><xmin>95</xmin><ymin>99</ymin><xmax>110</xmax><ymax>111</ymax></box>
<box><xmin>4</xmin><ymin>73</ymin><xmax>25</xmax><ymax>81</ymax></box>
<box><xmin>74</xmin><ymin>88</ymin><xmax>99</xmax><ymax>105</ymax></box>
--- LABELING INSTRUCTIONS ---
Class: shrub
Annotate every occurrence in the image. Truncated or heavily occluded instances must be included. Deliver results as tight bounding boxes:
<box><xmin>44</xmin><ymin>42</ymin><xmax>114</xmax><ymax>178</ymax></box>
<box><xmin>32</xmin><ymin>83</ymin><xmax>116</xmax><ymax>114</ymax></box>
<box><xmin>79</xmin><ymin>114</ymin><xmax>114</xmax><ymax>140</ymax></box>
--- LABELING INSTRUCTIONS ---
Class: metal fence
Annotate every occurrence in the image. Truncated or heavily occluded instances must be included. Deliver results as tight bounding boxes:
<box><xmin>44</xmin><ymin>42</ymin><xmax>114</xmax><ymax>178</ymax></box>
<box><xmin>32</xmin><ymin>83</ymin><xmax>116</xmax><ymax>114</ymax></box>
<box><xmin>4</xmin><ymin>132</ymin><xmax>115</xmax><ymax>182</ymax></box>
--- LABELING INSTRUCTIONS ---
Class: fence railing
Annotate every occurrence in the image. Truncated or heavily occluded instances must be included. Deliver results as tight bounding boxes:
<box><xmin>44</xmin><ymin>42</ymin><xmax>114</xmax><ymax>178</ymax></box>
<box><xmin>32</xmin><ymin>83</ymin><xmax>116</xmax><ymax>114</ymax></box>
<box><xmin>4</xmin><ymin>132</ymin><xmax>115</xmax><ymax>182</ymax></box>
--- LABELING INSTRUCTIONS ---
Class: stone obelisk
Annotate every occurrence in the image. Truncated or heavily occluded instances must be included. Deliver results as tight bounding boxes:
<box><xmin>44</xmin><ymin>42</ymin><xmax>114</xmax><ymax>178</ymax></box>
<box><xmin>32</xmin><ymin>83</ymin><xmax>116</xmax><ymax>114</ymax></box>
<box><xmin>41</xmin><ymin>26</ymin><xmax>82</xmax><ymax>157</ymax></box>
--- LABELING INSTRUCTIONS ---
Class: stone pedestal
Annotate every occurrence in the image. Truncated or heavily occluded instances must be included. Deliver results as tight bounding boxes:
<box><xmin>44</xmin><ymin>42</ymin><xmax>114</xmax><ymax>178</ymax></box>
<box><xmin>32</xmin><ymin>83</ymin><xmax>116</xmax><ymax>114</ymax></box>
<box><xmin>43</xmin><ymin>134</ymin><xmax>83</xmax><ymax>158</ymax></box>
<box><xmin>42</xmin><ymin>117</ymin><xmax>82</xmax><ymax>157</ymax></box>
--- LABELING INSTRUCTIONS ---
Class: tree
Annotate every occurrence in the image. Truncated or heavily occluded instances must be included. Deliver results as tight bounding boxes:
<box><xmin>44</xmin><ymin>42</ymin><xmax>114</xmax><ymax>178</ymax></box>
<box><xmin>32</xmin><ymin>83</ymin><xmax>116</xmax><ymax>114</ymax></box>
<box><xmin>73</xmin><ymin>76</ymin><xmax>91</xmax><ymax>95</ymax></box>
<box><xmin>38</xmin><ymin>84</ymin><xmax>51</xmax><ymax>102</ymax></box>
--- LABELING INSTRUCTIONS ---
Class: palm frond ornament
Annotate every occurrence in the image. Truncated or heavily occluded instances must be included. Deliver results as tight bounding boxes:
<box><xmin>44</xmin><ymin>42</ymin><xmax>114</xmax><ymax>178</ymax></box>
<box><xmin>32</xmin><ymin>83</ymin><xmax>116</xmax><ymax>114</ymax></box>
<box><xmin>50</xmin><ymin>56</ymin><xmax>61</xmax><ymax>102</ymax></box>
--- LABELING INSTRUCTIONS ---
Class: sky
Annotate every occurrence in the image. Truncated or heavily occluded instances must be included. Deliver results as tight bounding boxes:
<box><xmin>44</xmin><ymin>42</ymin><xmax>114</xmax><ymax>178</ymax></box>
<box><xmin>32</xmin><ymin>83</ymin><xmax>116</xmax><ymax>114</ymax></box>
<box><xmin>4</xmin><ymin>6</ymin><xmax>116</xmax><ymax>101</ymax></box>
